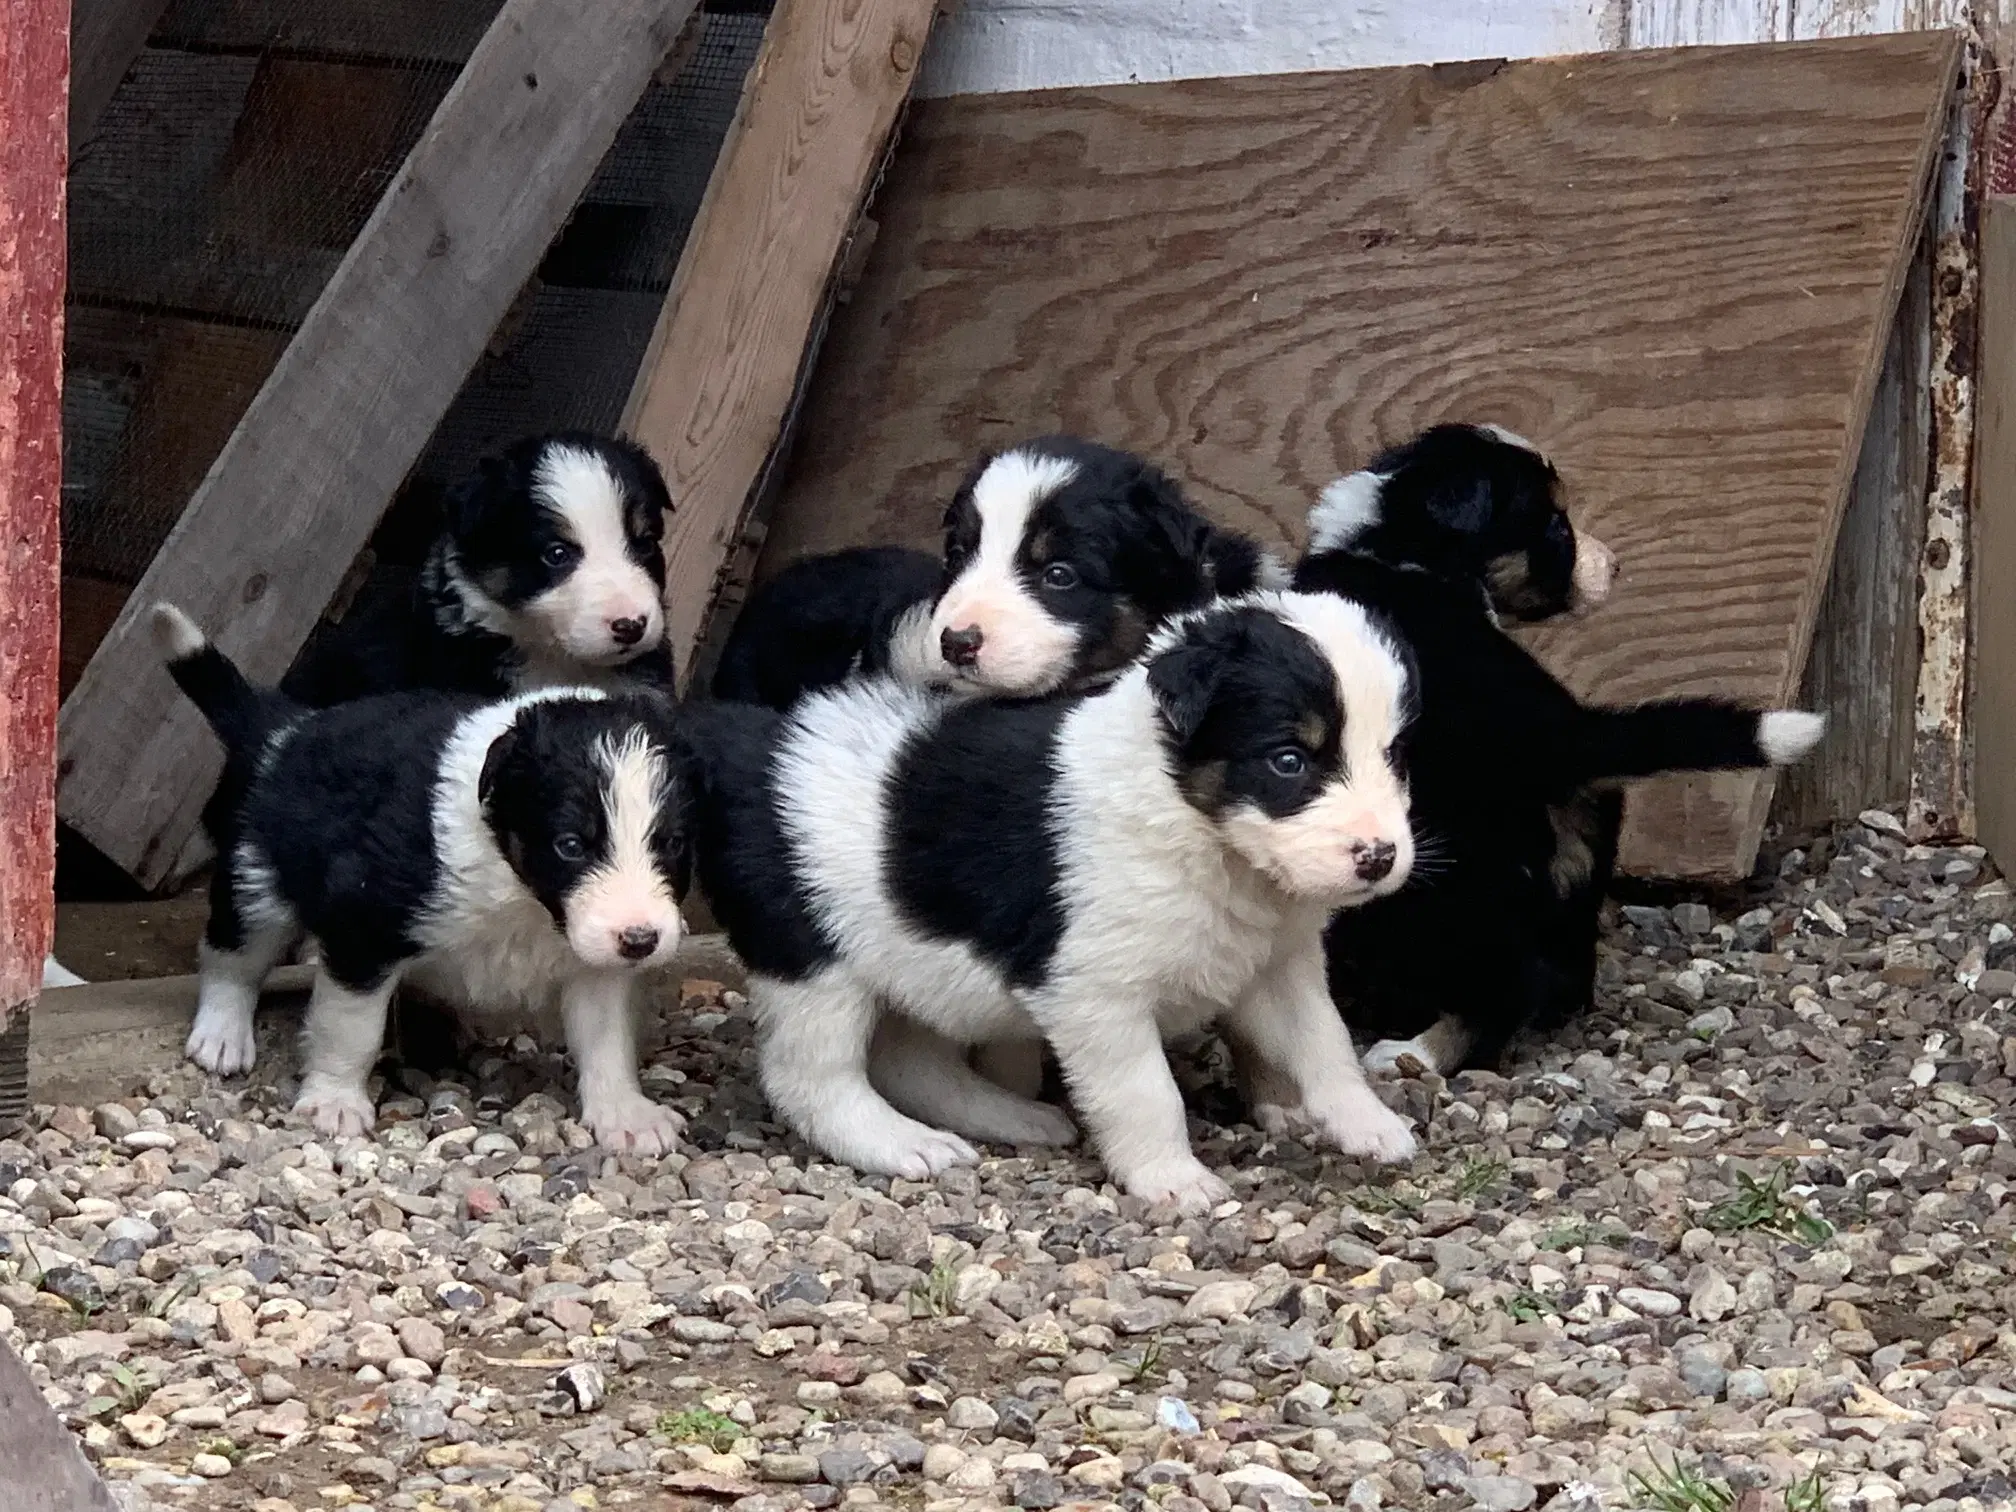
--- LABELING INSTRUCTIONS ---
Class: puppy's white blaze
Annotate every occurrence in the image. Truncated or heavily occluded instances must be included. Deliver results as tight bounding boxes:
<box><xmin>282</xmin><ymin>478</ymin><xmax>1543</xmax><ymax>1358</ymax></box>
<box><xmin>524</xmin><ymin>442</ymin><xmax>663</xmax><ymax>664</ymax></box>
<box><xmin>1307</xmin><ymin>471</ymin><xmax>1386</xmax><ymax>553</ymax></box>
<box><xmin>151</xmin><ymin>602</ymin><xmax>207</xmax><ymax>660</ymax></box>
<box><xmin>1253</xmin><ymin>551</ymin><xmax>1295</xmax><ymax>591</ymax></box>
<box><xmin>930</xmin><ymin>449</ymin><xmax>1083</xmax><ymax>694</ymax></box>
<box><xmin>1477</xmin><ymin>422</ymin><xmax>1543</xmax><ymax>456</ymax></box>
<box><xmin>1758</xmin><ymin>710</ymin><xmax>1826</xmax><ymax>765</ymax></box>
<box><xmin>1570</xmin><ymin>528</ymin><xmax>1617</xmax><ymax>608</ymax></box>
<box><xmin>565</xmin><ymin>726</ymin><xmax>682</xmax><ymax>970</ymax></box>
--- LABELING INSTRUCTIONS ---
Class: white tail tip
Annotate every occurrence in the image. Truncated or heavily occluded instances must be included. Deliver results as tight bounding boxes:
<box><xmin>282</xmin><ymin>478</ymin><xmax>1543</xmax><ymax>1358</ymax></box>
<box><xmin>1307</xmin><ymin>470</ymin><xmax>1386</xmax><ymax>554</ymax></box>
<box><xmin>1758</xmin><ymin>709</ymin><xmax>1825</xmax><ymax>765</ymax></box>
<box><xmin>151</xmin><ymin>602</ymin><xmax>207</xmax><ymax>661</ymax></box>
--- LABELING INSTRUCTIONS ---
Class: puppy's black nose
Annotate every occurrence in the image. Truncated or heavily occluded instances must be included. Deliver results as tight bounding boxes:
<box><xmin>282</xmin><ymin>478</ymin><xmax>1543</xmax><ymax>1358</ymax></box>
<box><xmin>617</xmin><ymin>925</ymin><xmax>660</xmax><ymax>960</ymax></box>
<box><xmin>940</xmin><ymin>625</ymin><xmax>984</xmax><ymax>668</ymax></box>
<box><xmin>1355</xmin><ymin>841</ymin><xmax>1396</xmax><ymax>883</ymax></box>
<box><xmin>610</xmin><ymin>616</ymin><xmax>648</xmax><ymax>647</ymax></box>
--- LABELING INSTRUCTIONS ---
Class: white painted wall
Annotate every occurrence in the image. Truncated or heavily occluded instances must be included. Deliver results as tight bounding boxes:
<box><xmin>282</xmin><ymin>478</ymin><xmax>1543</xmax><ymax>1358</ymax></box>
<box><xmin>916</xmin><ymin>0</ymin><xmax>1966</xmax><ymax>99</ymax></box>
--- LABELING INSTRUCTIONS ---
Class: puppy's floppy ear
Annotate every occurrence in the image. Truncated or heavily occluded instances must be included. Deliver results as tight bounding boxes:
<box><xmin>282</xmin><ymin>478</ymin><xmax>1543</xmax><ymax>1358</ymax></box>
<box><xmin>1148</xmin><ymin>618</ymin><xmax>1239</xmax><ymax>744</ymax></box>
<box><xmin>1420</xmin><ymin>475</ymin><xmax>1495</xmax><ymax>537</ymax></box>
<box><xmin>446</xmin><ymin>456</ymin><xmax>509</xmax><ymax>543</ymax></box>
<box><xmin>478</xmin><ymin>720</ymin><xmax>521</xmax><ymax>809</ymax></box>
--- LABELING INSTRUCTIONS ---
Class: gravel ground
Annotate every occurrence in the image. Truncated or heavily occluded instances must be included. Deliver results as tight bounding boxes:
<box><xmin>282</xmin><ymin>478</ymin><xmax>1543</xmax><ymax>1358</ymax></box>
<box><xmin>9</xmin><ymin>812</ymin><xmax>2016</xmax><ymax>1512</ymax></box>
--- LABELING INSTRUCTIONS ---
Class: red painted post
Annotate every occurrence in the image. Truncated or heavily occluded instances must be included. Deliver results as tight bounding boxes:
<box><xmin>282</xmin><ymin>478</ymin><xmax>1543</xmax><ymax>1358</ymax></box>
<box><xmin>0</xmin><ymin>0</ymin><xmax>69</xmax><ymax>1129</ymax></box>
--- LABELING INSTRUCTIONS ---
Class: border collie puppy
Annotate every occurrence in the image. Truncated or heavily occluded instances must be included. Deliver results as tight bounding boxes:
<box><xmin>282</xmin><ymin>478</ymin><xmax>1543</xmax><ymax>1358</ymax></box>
<box><xmin>686</xmin><ymin>590</ymin><xmax>1418</xmax><ymax>1212</ymax></box>
<box><xmin>1291</xmin><ymin>425</ymin><xmax>1822</xmax><ymax>1075</ymax></box>
<box><xmin>285</xmin><ymin>431</ymin><xmax>676</xmax><ymax>706</ymax></box>
<box><xmin>156</xmin><ymin>606</ymin><xmax>691</xmax><ymax>1152</ymax></box>
<box><xmin>710</xmin><ymin>437</ymin><xmax>1284</xmax><ymax>709</ymax></box>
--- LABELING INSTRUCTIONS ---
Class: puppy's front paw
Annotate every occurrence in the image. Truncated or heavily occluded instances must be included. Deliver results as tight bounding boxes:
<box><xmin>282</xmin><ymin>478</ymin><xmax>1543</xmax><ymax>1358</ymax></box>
<box><xmin>1123</xmin><ymin>1157</ymin><xmax>1232</xmax><ymax>1216</ymax></box>
<box><xmin>187</xmin><ymin>1007</ymin><xmax>258</xmax><ymax>1077</ymax></box>
<box><xmin>880</xmin><ymin>1126</ymin><xmax>980</xmax><ymax>1180</ymax></box>
<box><xmin>294</xmin><ymin>1081</ymin><xmax>375</xmax><ymax>1138</ymax></box>
<box><xmin>584</xmin><ymin>1091</ymin><xmax>686</xmax><ymax>1157</ymax></box>
<box><xmin>1314</xmin><ymin>1088</ymin><xmax>1417</xmax><ymax>1164</ymax></box>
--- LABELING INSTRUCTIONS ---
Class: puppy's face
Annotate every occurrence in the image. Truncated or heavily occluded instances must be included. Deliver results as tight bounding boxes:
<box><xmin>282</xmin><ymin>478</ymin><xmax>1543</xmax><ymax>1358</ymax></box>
<box><xmin>929</xmin><ymin>440</ymin><xmax>1224</xmax><ymax>696</ymax></box>
<box><xmin>1307</xmin><ymin>423</ymin><xmax>1614</xmax><ymax>621</ymax></box>
<box><xmin>1147</xmin><ymin>593</ymin><xmax>1414</xmax><ymax>905</ymax></box>
<box><xmin>450</xmin><ymin>434</ymin><xmax>671</xmax><ymax>666</ymax></box>
<box><xmin>480</xmin><ymin>697</ymin><xmax>689</xmax><ymax>972</ymax></box>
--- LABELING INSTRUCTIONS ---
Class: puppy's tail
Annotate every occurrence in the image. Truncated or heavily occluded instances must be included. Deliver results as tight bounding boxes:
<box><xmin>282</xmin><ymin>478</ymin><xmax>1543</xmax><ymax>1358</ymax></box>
<box><xmin>151</xmin><ymin>604</ymin><xmax>291</xmax><ymax>754</ymax></box>
<box><xmin>1562</xmin><ymin>701</ymin><xmax>1825</xmax><ymax>786</ymax></box>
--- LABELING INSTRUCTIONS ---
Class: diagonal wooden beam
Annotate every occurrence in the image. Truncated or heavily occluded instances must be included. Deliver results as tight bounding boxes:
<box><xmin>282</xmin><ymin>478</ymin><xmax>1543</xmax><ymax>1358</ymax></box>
<box><xmin>622</xmin><ymin>0</ymin><xmax>945</xmax><ymax>680</ymax></box>
<box><xmin>57</xmin><ymin>0</ymin><xmax>701</xmax><ymax>889</ymax></box>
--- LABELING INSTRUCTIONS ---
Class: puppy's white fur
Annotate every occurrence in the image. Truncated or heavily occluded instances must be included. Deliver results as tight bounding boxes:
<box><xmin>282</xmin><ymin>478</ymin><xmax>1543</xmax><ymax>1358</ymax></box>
<box><xmin>930</xmin><ymin>450</ymin><xmax>1083</xmax><ymax>694</ymax></box>
<box><xmin>1307</xmin><ymin>471</ymin><xmax>1388</xmax><ymax>554</ymax></box>
<box><xmin>565</xmin><ymin>728</ymin><xmax>683</xmax><ymax>970</ymax></box>
<box><xmin>755</xmin><ymin>592</ymin><xmax>1417</xmax><ymax>1210</ymax></box>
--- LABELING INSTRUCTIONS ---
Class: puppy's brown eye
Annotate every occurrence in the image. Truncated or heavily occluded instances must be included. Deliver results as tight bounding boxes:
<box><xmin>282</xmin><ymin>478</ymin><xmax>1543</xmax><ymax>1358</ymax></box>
<box><xmin>553</xmin><ymin>833</ymin><xmax>586</xmax><ymax>861</ymax></box>
<box><xmin>542</xmin><ymin>542</ymin><xmax>575</xmax><ymax>568</ymax></box>
<box><xmin>1041</xmin><ymin>562</ymin><xmax>1079</xmax><ymax>590</ymax></box>
<box><xmin>1268</xmin><ymin>748</ymin><xmax>1307</xmax><ymax>778</ymax></box>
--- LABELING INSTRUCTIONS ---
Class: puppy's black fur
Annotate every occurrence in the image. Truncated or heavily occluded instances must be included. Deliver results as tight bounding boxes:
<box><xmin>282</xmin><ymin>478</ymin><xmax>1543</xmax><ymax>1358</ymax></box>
<box><xmin>710</xmin><ymin>437</ymin><xmax>1277</xmax><ymax>709</ymax></box>
<box><xmin>711</xmin><ymin>547</ymin><xmax>946</xmax><ymax>708</ymax></box>
<box><xmin>286</xmin><ymin>431</ymin><xmax>675</xmax><ymax>706</ymax></box>
<box><xmin>1296</xmin><ymin>427</ymin><xmax>1817</xmax><ymax>1073</ymax></box>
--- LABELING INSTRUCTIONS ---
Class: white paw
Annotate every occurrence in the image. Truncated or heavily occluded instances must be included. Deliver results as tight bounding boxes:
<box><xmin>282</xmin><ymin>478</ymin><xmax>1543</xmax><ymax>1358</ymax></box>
<box><xmin>584</xmin><ymin>1091</ymin><xmax>686</xmax><ymax>1157</ymax></box>
<box><xmin>847</xmin><ymin>1118</ymin><xmax>980</xmax><ymax>1180</ymax></box>
<box><xmin>187</xmin><ymin>1006</ymin><xmax>258</xmax><ymax>1077</ymax></box>
<box><xmin>293</xmin><ymin>1081</ymin><xmax>375</xmax><ymax>1138</ymax></box>
<box><xmin>1361</xmin><ymin>1038</ymin><xmax>1431</xmax><ymax>1077</ymax></box>
<box><xmin>1313</xmin><ymin>1089</ymin><xmax>1418</xmax><ymax>1164</ymax></box>
<box><xmin>1123</xmin><ymin>1156</ymin><xmax>1233</xmax><ymax>1216</ymax></box>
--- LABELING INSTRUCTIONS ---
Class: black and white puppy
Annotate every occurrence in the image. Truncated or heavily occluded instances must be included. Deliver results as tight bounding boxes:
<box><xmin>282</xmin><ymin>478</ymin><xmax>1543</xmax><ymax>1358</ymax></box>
<box><xmin>686</xmin><ymin>590</ymin><xmax>1418</xmax><ymax>1213</ymax></box>
<box><xmin>158</xmin><ymin>606</ymin><xmax>691</xmax><ymax>1152</ymax></box>
<box><xmin>710</xmin><ymin>437</ymin><xmax>1284</xmax><ymax>709</ymax></box>
<box><xmin>285</xmin><ymin>431</ymin><xmax>676</xmax><ymax>706</ymax></box>
<box><xmin>1291</xmin><ymin>423</ymin><xmax>1822</xmax><ymax>1076</ymax></box>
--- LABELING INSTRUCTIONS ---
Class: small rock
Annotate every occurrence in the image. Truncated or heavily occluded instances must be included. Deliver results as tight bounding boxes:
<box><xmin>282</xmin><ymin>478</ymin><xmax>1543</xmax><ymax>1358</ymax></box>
<box><xmin>947</xmin><ymin>1396</ymin><xmax>999</xmax><ymax>1431</ymax></box>
<box><xmin>760</xmin><ymin>1454</ymin><xmax>821</xmax><ymax>1484</ymax></box>
<box><xmin>1464</xmin><ymin>1477</ymin><xmax>1538</xmax><ymax>1512</ymax></box>
<box><xmin>1185</xmin><ymin>1280</ymin><xmax>1260</xmax><ymax>1320</ymax></box>
<box><xmin>1063</xmin><ymin>1371</ymin><xmax>1120</xmax><ymax>1405</ymax></box>
<box><xmin>395</xmin><ymin>1317</ymin><xmax>446</xmax><ymax>1367</ymax></box>
<box><xmin>922</xmin><ymin>1444</ymin><xmax>967</xmax><ymax>1481</ymax></box>
<box><xmin>1689</xmin><ymin>1267</ymin><xmax>1737</xmax><ymax>1322</ymax></box>
<box><xmin>1157</xmin><ymin>1396</ymin><xmax>1200</xmax><ymax>1434</ymax></box>
<box><xmin>1012</xmin><ymin>1470</ymin><xmax>1066</xmax><ymax>1510</ymax></box>
<box><xmin>1617</xmin><ymin>1287</ymin><xmax>1682</xmax><ymax>1318</ymax></box>
<box><xmin>119</xmin><ymin>1413</ymin><xmax>167</xmax><ymax>1449</ymax></box>
<box><xmin>190</xmin><ymin>1453</ymin><xmax>233</xmax><ymax>1479</ymax></box>
<box><xmin>817</xmin><ymin>1448</ymin><xmax>879</xmax><ymax>1487</ymax></box>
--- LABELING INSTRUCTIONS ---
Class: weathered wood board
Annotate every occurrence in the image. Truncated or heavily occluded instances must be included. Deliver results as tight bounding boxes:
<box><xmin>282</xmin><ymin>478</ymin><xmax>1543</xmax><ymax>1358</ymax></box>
<box><xmin>57</xmin><ymin>0</ymin><xmax>703</xmax><ymax>889</ymax></box>
<box><xmin>1</xmin><ymin>0</ymin><xmax>68</xmax><ymax>1132</ymax></box>
<box><xmin>1974</xmin><ymin>196</ymin><xmax>2016</xmax><ymax>878</ymax></box>
<box><xmin>759</xmin><ymin>35</ymin><xmax>1958</xmax><ymax>878</ymax></box>
<box><xmin>625</xmin><ymin>0</ymin><xmax>943</xmax><ymax>678</ymax></box>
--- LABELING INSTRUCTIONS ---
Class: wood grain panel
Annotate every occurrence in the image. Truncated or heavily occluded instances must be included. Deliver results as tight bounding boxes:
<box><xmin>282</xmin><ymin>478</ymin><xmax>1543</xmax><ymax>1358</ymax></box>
<box><xmin>57</xmin><ymin>0</ymin><xmax>702</xmax><ymax>889</ymax></box>
<box><xmin>1974</xmin><ymin>196</ymin><xmax>2016</xmax><ymax>876</ymax></box>
<box><xmin>761</xmin><ymin>35</ymin><xmax>1957</xmax><ymax>878</ymax></box>
<box><xmin>1</xmin><ymin>0</ymin><xmax>68</xmax><ymax>1127</ymax></box>
<box><xmin>624</xmin><ymin>0</ymin><xmax>943</xmax><ymax>679</ymax></box>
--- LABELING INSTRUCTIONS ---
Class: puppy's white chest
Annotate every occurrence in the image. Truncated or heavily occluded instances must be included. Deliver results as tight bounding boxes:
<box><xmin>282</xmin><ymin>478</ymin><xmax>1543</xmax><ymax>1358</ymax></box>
<box><xmin>408</xmin><ymin>896</ymin><xmax>574</xmax><ymax>1020</ymax></box>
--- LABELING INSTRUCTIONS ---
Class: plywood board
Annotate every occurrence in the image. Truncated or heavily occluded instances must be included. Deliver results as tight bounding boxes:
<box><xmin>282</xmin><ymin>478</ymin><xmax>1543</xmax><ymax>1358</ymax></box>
<box><xmin>58</xmin><ymin>0</ymin><xmax>704</xmax><ymax>888</ymax></box>
<box><xmin>624</xmin><ymin>0</ymin><xmax>943</xmax><ymax>678</ymax></box>
<box><xmin>761</xmin><ymin>34</ymin><xmax>1958</xmax><ymax>879</ymax></box>
<box><xmin>1974</xmin><ymin>196</ymin><xmax>2016</xmax><ymax>876</ymax></box>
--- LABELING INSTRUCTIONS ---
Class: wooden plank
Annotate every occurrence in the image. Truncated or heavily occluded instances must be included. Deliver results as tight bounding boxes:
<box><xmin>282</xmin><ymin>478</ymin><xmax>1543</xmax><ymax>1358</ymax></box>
<box><xmin>758</xmin><ymin>35</ymin><xmax>1956</xmax><ymax>879</ymax></box>
<box><xmin>153</xmin><ymin>0</ymin><xmax>505</xmax><ymax>65</ymax></box>
<box><xmin>69</xmin><ymin>0</ymin><xmax>173</xmax><ymax>145</ymax></box>
<box><xmin>622</xmin><ymin>0</ymin><xmax>943</xmax><ymax>679</ymax></box>
<box><xmin>1973</xmin><ymin>196</ymin><xmax>2016</xmax><ymax>875</ymax></box>
<box><xmin>57</xmin><ymin>0</ymin><xmax>703</xmax><ymax>888</ymax></box>
<box><xmin>1773</xmin><ymin>235</ymin><xmax>1933</xmax><ymax>832</ymax></box>
<box><xmin>1</xmin><ymin>0</ymin><xmax>69</xmax><ymax>1131</ymax></box>
<box><xmin>0</xmin><ymin>1335</ymin><xmax>119</xmax><ymax>1512</ymax></box>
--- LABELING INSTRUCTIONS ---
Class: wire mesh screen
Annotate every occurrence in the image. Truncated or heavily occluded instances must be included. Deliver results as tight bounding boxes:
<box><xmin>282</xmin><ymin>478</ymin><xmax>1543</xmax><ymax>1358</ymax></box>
<box><xmin>60</xmin><ymin>0</ymin><xmax>771</xmax><ymax>598</ymax></box>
